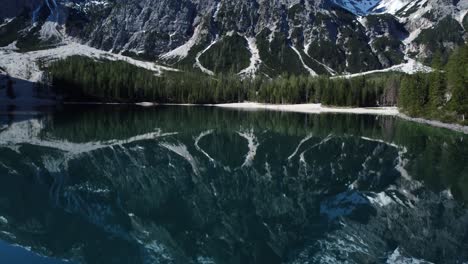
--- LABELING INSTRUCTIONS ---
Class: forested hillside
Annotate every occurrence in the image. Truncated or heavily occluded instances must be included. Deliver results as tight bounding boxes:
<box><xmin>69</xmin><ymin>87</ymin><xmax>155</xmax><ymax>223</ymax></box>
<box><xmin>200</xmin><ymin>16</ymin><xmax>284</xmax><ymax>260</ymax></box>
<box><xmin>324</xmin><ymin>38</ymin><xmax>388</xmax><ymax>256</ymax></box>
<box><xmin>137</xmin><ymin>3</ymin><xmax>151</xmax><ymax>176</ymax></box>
<box><xmin>399</xmin><ymin>44</ymin><xmax>468</xmax><ymax>124</ymax></box>
<box><xmin>48</xmin><ymin>56</ymin><xmax>400</xmax><ymax>106</ymax></box>
<box><xmin>47</xmin><ymin>43</ymin><xmax>468</xmax><ymax>125</ymax></box>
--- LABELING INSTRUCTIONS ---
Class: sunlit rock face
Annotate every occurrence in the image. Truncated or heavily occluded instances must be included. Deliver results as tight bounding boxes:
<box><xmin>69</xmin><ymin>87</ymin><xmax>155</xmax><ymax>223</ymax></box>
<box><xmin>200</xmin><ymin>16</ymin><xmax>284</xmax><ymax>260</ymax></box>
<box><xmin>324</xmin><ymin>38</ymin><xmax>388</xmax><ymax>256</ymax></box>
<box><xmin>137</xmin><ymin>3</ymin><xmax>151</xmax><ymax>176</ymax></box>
<box><xmin>0</xmin><ymin>106</ymin><xmax>468</xmax><ymax>263</ymax></box>
<box><xmin>2</xmin><ymin>0</ymin><xmax>465</xmax><ymax>74</ymax></box>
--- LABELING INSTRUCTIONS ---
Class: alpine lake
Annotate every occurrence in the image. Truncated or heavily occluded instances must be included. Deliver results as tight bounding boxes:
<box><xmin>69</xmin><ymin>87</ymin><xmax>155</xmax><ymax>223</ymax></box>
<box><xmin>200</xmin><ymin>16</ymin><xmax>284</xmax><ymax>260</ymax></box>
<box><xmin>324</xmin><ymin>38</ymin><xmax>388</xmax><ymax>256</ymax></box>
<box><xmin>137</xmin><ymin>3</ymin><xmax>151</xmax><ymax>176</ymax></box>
<box><xmin>0</xmin><ymin>105</ymin><xmax>467</xmax><ymax>264</ymax></box>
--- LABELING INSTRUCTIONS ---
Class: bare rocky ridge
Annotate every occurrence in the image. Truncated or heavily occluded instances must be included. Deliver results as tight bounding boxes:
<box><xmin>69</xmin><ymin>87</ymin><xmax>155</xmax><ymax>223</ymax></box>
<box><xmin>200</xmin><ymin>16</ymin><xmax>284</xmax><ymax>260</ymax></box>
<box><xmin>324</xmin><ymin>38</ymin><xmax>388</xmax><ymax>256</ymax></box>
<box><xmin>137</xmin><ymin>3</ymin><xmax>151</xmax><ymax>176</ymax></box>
<box><xmin>0</xmin><ymin>0</ymin><xmax>467</xmax><ymax>76</ymax></box>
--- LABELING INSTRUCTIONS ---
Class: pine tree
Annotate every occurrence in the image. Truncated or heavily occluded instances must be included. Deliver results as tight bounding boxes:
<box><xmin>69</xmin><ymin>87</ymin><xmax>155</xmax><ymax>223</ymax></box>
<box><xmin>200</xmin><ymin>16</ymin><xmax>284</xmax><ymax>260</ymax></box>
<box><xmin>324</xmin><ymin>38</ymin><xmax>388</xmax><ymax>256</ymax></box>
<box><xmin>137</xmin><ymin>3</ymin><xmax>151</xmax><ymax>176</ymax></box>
<box><xmin>428</xmin><ymin>52</ymin><xmax>445</xmax><ymax>112</ymax></box>
<box><xmin>447</xmin><ymin>44</ymin><xmax>468</xmax><ymax>120</ymax></box>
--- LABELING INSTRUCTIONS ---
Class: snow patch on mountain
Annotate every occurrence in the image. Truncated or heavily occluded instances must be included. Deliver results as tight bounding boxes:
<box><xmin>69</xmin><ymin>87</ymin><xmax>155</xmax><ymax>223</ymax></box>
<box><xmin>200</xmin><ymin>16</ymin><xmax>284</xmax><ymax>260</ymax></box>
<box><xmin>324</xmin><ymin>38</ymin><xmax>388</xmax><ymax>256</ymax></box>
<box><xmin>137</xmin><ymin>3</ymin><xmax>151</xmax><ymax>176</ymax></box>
<box><xmin>336</xmin><ymin>58</ymin><xmax>432</xmax><ymax>78</ymax></box>
<box><xmin>333</xmin><ymin>0</ymin><xmax>381</xmax><ymax>15</ymax></box>
<box><xmin>457</xmin><ymin>10</ymin><xmax>468</xmax><ymax>26</ymax></box>
<box><xmin>160</xmin><ymin>24</ymin><xmax>204</xmax><ymax>60</ymax></box>
<box><xmin>40</xmin><ymin>21</ymin><xmax>62</xmax><ymax>40</ymax></box>
<box><xmin>238</xmin><ymin>37</ymin><xmax>261</xmax><ymax>77</ymax></box>
<box><xmin>0</xmin><ymin>18</ymin><xmax>13</xmax><ymax>29</ymax></box>
<box><xmin>195</xmin><ymin>40</ymin><xmax>217</xmax><ymax>76</ymax></box>
<box><xmin>291</xmin><ymin>46</ymin><xmax>317</xmax><ymax>76</ymax></box>
<box><xmin>40</xmin><ymin>0</ymin><xmax>62</xmax><ymax>40</ymax></box>
<box><xmin>213</xmin><ymin>1</ymin><xmax>222</xmax><ymax>20</ymax></box>
<box><xmin>386</xmin><ymin>247</ymin><xmax>434</xmax><ymax>264</ymax></box>
<box><xmin>371</xmin><ymin>0</ymin><xmax>411</xmax><ymax>14</ymax></box>
<box><xmin>0</xmin><ymin>41</ymin><xmax>177</xmax><ymax>82</ymax></box>
<box><xmin>0</xmin><ymin>41</ymin><xmax>178</xmax><ymax>106</ymax></box>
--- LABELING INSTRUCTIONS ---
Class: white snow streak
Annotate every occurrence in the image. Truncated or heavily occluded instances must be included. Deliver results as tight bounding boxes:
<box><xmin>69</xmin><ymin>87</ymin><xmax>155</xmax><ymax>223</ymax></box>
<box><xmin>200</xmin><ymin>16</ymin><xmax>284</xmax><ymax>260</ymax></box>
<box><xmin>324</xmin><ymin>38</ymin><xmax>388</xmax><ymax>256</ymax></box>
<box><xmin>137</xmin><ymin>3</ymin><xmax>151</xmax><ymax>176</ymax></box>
<box><xmin>367</xmin><ymin>192</ymin><xmax>393</xmax><ymax>206</ymax></box>
<box><xmin>40</xmin><ymin>0</ymin><xmax>61</xmax><ymax>40</ymax></box>
<box><xmin>386</xmin><ymin>247</ymin><xmax>434</xmax><ymax>264</ymax></box>
<box><xmin>291</xmin><ymin>46</ymin><xmax>317</xmax><ymax>76</ymax></box>
<box><xmin>213</xmin><ymin>2</ymin><xmax>222</xmax><ymax>20</ymax></box>
<box><xmin>335</xmin><ymin>58</ymin><xmax>432</xmax><ymax>79</ymax></box>
<box><xmin>359</xmin><ymin>136</ymin><xmax>411</xmax><ymax>180</ymax></box>
<box><xmin>0</xmin><ymin>41</ymin><xmax>179</xmax><ymax>106</ymax></box>
<box><xmin>160</xmin><ymin>142</ymin><xmax>199</xmax><ymax>176</ymax></box>
<box><xmin>160</xmin><ymin>24</ymin><xmax>203</xmax><ymax>60</ymax></box>
<box><xmin>0</xmin><ymin>18</ymin><xmax>13</xmax><ymax>29</ymax></box>
<box><xmin>288</xmin><ymin>134</ymin><xmax>314</xmax><ymax>161</ymax></box>
<box><xmin>458</xmin><ymin>10</ymin><xmax>468</xmax><ymax>26</ymax></box>
<box><xmin>302</xmin><ymin>47</ymin><xmax>337</xmax><ymax>76</ymax></box>
<box><xmin>0</xmin><ymin>41</ymin><xmax>178</xmax><ymax>82</ymax></box>
<box><xmin>372</xmin><ymin>0</ymin><xmax>410</xmax><ymax>14</ymax></box>
<box><xmin>194</xmin><ymin>130</ymin><xmax>217</xmax><ymax>165</ymax></box>
<box><xmin>237</xmin><ymin>130</ymin><xmax>259</xmax><ymax>168</ymax></box>
<box><xmin>195</xmin><ymin>39</ymin><xmax>218</xmax><ymax>75</ymax></box>
<box><xmin>0</xmin><ymin>119</ymin><xmax>178</xmax><ymax>157</ymax></box>
<box><xmin>238</xmin><ymin>37</ymin><xmax>261</xmax><ymax>77</ymax></box>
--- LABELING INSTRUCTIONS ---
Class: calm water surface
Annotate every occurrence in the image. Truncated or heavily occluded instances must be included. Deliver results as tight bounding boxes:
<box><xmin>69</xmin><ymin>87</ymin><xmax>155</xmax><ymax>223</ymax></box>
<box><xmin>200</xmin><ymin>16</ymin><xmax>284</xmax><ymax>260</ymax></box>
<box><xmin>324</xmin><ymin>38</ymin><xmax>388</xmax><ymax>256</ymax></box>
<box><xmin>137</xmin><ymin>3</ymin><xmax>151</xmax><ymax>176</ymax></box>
<box><xmin>0</xmin><ymin>105</ymin><xmax>467</xmax><ymax>264</ymax></box>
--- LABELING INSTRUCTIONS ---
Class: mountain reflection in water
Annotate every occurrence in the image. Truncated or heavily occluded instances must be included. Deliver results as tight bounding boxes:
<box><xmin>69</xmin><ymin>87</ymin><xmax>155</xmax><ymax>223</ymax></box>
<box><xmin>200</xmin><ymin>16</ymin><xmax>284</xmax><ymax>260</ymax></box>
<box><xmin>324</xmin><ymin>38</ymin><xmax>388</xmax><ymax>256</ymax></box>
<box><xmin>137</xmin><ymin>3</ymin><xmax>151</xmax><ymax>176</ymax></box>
<box><xmin>0</xmin><ymin>105</ymin><xmax>467</xmax><ymax>264</ymax></box>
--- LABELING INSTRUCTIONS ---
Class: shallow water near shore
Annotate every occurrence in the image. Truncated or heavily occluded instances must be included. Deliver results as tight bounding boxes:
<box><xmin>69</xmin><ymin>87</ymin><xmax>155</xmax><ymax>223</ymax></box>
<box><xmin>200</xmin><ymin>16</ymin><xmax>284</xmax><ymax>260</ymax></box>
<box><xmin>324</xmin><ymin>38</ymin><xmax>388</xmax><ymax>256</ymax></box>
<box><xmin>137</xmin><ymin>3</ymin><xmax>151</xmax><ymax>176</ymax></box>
<box><xmin>0</xmin><ymin>105</ymin><xmax>467</xmax><ymax>264</ymax></box>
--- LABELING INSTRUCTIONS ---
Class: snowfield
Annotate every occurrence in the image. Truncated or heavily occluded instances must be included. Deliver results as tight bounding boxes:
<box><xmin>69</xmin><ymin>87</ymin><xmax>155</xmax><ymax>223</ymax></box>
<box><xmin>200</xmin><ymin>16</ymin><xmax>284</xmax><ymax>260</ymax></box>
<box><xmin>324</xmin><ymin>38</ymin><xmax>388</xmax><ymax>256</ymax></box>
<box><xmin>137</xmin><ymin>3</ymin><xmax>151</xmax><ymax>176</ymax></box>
<box><xmin>0</xmin><ymin>41</ymin><xmax>178</xmax><ymax>106</ymax></box>
<box><xmin>372</xmin><ymin>0</ymin><xmax>411</xmax><ymax>14</ymax></box>
<box><xmin>0</xmin><ymin>41</ymin><xmax>178</xmax><ymax>82</ymax></box>
<box><xmin>238</xmin><ymin>37</ymin><xmax>262</xmax><ymax>77</ymax></box>
<box><xmin>336</xmin><ymin>58</ymin><xmax>433</xmax><ymax>79</ymax></box>
<box><xmin>160</xmin><ymin>24</ymin><xmax>204</xmax><ymax>60</ymax></box>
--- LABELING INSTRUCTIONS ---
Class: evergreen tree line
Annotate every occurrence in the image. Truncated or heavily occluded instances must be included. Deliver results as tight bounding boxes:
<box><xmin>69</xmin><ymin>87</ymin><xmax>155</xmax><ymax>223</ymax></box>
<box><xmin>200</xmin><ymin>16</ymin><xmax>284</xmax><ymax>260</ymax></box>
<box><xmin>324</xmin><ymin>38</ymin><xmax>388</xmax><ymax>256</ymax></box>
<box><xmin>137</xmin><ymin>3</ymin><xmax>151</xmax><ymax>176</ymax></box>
<box><xmin>48</xmin><ymin>43</ymin><xmax>467</xmax><ymax>125</ymax></box>
<box><xmin>399</xmin><ymin>44</ymin><xmax>468</xmax><ymax>124</ymax></box>
<box><xmin>48</xmin><ymin>56</ymin><xmax>400</xmax><ymax>106</ymax></box>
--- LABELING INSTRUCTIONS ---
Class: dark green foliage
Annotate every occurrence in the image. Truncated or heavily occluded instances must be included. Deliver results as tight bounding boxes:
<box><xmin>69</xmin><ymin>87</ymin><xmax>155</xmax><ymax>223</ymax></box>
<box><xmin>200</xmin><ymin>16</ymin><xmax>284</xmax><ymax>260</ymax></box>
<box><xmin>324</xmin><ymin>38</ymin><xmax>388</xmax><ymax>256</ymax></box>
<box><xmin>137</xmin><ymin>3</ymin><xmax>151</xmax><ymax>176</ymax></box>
<box><xmin>295</xmin><ymin>47</ymin><xmax>330</xmax><ymax>75</ymax></box>
<box><xmin>415</xmin><ymin>16</ymin><xmax>464</xmax><ymax>63</ymax></box>
<box><xmin>256</xmin><ymin>29</ymin><xmax>308</xmax><ymax>76</ymax></box>
<box><xmin>399</xmin><ymin>73</ymin><xmax>430</xmax><ymax>116</ymax></box>
<box><xmin>307</xmin><ymin>40</ymin><xmax>346</xmax><ymax>73</ymax></box>
<box><xmin>372</xmin><ymin>36</ymin><xmax>405</xmax><ymax>65</ymax></box>
<box><xmin>399</xmin><ymin>44</ymin><xmax>468</xmax><ymax>124</ymax></box>
<box><xmin>288</xmin><ymin>3</ymin><xmax>304</xmax><ymax>25</ymax></box>
<box><xmin>174</xmin><ymin>40</ymin><xmax>210</xmax><ymax>70</ymax></box>
<box><xmin>446</xmin><ymin>44</ymin><xmax>468</xmax><ymax>119</ymax></box>
<box><xmin>198</xmin><ymin>34</ymin><xmax>251</xmax><ymax>74</ymax></box>
<box><xmin>48</xmin><ymin>44</ymin><xmax>468</xmax><ymax>126</ymax></box>
<box><xmin>48</xmin><ymin>56</ymin><xmax>249</xmax><ymax>104</ymax></box>
<box><xmin>428</xmin><ymin>53</ymin><xmax>445</xmax><ymax>109</ymax></box>
<box><xmin>339</xmin><ymin>26</ymin><xmax>381</xmax><ymax>73</ymax></box>
<box><xmin>48</xmin><ymin>56</ymin><xmax>401</xmax><ymax>107</ymax></box>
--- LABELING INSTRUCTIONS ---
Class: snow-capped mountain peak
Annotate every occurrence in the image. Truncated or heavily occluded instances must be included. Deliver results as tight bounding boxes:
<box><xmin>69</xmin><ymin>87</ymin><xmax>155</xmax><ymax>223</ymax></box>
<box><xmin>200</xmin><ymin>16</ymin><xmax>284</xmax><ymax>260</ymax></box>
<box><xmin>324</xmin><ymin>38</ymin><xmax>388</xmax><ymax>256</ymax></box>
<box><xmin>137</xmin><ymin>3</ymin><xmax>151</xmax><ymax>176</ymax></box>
<box><xmin>371</xmin><ymin>0</ymin><xmax>412</xmax><ymax>14</ymax></box>
<box><xmin>332</xmin><ymin>0</ymin><xmax>381</xmax><ymax>15</ymax></box>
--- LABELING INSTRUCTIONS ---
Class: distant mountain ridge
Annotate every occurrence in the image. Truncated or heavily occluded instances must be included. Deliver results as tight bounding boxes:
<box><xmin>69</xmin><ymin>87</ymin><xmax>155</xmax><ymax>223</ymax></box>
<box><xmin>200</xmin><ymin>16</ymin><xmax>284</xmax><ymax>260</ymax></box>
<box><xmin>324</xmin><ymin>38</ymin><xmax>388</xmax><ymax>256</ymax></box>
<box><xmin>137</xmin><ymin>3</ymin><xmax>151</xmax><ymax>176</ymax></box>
<box><xmin>0</xmin><ymin>0</ymin><xmax>467</xmax><ymax>77</ymax></box>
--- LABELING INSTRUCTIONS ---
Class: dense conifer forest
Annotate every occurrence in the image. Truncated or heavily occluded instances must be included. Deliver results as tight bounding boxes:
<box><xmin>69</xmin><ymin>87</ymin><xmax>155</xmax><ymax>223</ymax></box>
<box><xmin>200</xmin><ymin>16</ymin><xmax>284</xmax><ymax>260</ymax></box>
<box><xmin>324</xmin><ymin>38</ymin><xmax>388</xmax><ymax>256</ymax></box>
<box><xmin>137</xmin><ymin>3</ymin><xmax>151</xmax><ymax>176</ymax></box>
<box><xmin>399</xmin><ymin>44</ymin><xmax>468</xmax><ymax>124</ymax></box>
<box><xmin>47</xmin><ymin>44</ymin><xmax>467</xmax><ymax>125</ymax></box>
<box><xmin>47</xmin><ymin>58</ymin><xmax>400</xmax><ymax>106</ymax></box>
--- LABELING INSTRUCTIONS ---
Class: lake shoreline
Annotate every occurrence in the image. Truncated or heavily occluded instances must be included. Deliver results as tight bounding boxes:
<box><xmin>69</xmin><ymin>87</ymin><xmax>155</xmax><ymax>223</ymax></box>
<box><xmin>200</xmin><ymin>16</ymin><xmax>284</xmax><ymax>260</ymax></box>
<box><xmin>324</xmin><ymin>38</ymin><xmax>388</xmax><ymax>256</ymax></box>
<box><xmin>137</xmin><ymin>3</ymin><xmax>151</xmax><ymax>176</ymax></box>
<box><xmin>397</xmin><ymin>114</ymin><xmax>468</xmax><ymax>134</ymax></box>
<box><xmin>64</xmin><ymin>101</ymin><xmax>399</xmax><ymax>115</ymax></box>
<box><xmin>62</xmin><ymin>101</ymin><xmax>468</xmax><ymax>134</ymax></box>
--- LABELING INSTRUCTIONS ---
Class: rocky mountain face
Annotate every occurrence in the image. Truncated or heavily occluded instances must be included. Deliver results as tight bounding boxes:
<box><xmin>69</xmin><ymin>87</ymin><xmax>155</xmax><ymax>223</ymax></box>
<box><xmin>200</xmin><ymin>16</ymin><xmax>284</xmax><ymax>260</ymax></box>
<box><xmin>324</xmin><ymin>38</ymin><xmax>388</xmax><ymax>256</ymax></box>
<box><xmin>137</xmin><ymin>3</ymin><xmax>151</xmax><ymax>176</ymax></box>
<box><xmin>0</xmin><ymin>0</ymin><xmax>467</xmax><ymax>76</ymax></box>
